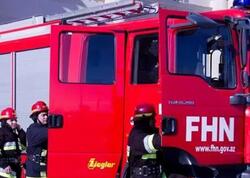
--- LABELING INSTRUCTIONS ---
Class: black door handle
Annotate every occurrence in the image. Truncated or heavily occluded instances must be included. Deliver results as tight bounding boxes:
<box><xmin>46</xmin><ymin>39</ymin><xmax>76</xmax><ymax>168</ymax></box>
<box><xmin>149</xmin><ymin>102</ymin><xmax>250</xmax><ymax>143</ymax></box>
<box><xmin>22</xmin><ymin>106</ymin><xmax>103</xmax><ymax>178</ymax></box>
<box><xmin>162</xmin><ymin>117</ymin><xmax>177</xmax><ymax>135</ymax></box>
<box><xmin>48</xmin><ymin>114</ymin><xmax>63</xmax><ymax>128</ymax></box>
<box><xmin>229</xmin><ymin>93</ymin><xmax>246</xmax><ymax>105</ymax></box>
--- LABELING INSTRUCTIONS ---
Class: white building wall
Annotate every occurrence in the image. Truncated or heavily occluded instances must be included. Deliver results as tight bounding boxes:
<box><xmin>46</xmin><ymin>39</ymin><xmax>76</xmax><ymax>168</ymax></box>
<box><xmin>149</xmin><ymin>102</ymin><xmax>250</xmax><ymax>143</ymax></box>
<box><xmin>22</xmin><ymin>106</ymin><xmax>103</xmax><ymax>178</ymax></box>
<box><xmin>187</xmin><ymin>0</ymin><xmax>235</xmax><ymax>10</ymax></box>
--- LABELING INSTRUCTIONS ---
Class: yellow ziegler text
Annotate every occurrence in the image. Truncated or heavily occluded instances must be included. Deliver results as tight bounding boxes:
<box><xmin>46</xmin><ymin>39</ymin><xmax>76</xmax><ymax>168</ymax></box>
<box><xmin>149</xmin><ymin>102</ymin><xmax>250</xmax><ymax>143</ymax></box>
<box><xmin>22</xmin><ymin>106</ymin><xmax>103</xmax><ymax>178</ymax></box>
<box><xmin>88</xmin><ymin>158</ymin><xmax>116</xmax><ymax>170</ymax></box>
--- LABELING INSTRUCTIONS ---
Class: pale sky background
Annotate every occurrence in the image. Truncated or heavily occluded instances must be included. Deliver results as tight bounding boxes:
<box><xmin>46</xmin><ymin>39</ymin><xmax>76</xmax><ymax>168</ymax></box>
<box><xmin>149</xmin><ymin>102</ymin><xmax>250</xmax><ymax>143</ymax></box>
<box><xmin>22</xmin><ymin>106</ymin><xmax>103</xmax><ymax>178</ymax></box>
<box><xmin>0</xmin><ymin>0</ymin><xmax>109</xmax><ymax>25</ymax></box>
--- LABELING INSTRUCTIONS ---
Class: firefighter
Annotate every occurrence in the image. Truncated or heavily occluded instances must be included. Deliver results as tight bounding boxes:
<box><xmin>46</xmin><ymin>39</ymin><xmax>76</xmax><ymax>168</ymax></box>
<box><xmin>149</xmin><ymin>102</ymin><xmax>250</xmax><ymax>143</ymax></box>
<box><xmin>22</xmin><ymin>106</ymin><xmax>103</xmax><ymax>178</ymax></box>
<box><xmin>0</xmin><ymin>107</ymin><xmax>26</xmax><ymax>178</ymax></box>
<box><xmin>127</xmin><ymin>104</ymin><xmax>162</xmax><ymax>178</ymax></box>
<box><xmin>25</xmin><ymin>101</ymin><xmax>48</xmax><ymax>178</ymax></box>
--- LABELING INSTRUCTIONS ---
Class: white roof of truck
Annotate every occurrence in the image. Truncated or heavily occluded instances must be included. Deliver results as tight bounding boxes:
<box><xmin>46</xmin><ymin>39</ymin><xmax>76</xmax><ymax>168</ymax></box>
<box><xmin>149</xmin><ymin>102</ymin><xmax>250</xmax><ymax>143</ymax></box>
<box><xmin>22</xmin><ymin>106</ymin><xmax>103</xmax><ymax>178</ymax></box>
<box><xmin>0</xmin><ymin>0</ymin><xmax>210</xmax><ymax>34</ymax></box>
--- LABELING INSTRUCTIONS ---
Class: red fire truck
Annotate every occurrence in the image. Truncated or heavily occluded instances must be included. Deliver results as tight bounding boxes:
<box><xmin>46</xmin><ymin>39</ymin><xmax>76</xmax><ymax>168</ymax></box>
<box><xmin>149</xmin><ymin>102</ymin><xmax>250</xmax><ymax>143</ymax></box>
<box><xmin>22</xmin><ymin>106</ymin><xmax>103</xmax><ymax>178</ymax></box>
<box><xmin>0</xmin><ymin>0</ymin><xmax>250</xmax><ymax>177</ymax></box>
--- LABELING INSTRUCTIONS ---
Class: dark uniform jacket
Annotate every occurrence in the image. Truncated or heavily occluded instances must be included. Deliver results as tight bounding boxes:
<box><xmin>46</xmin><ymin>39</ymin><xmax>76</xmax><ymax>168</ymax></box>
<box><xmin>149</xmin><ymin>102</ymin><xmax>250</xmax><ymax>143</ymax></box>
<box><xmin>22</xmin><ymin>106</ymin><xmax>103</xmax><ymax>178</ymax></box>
<box><xmin>25</xmin><ymin>123</ymin><xmax>48</xmax><ymax>177</ymax></box>
<box><xmin>128</xmin><ymin>125</ymin><xmax>161</xmax><ymax>178</ymax></box>
<box><xmin>0</xmin><ymin>124</ymin><xmax>26</xmax><ymax>178</ymax></box>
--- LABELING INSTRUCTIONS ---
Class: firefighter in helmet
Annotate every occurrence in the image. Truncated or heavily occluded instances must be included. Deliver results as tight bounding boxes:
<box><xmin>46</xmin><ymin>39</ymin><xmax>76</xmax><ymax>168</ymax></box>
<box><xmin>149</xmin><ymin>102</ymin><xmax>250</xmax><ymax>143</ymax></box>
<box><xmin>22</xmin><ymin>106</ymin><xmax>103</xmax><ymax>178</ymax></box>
<box><xmin>0</xmin><ymin>107</ymin><xmax>26</xmax><ymax>178</ymax></box>
<box><xmin>25</xmin><ymin>101</ymin><xmax>48</xmax><ymax>178</ymax></box>
<box><xmin>127</xmin><ymin>104</ymin><xmax>162</xmax><ymax>178</ymax></box>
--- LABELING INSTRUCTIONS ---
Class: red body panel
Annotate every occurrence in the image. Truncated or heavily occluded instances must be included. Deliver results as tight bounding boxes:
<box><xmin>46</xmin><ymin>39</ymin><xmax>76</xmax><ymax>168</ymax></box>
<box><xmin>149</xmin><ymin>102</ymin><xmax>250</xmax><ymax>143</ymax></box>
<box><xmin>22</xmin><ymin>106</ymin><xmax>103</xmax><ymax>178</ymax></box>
<box><xmin>0</xmin><ymin>6</ymin><xmax>249</xmax><ymax>178</ymax></box>
<box><xmin>159</xmin><ymin>8</ymin><xmax>245</xmax><ymax>165</ymax></box>
<box><xmin>245</xmin><ymin>107</ymin><xmax>250</xmax><ymax>163</ymax></box>
<box><xmin>0</xmin><ymin>29</ymin><xmax>51</xmax><ymax>178</ymax></box>
<box><xmin>48</xmin><ymin>25</ymin><xmax>125</xmax><ymax>178</ymax></box>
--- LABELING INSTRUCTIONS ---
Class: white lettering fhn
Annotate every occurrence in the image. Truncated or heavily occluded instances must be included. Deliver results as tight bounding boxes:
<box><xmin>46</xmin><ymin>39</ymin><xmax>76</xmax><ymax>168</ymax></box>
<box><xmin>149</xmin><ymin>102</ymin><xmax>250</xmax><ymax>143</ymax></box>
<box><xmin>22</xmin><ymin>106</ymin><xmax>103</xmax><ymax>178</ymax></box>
<box><xmin>186</xmin><ymin>116</ymin><xmax>234</xmax><ymax>142</ymax></box>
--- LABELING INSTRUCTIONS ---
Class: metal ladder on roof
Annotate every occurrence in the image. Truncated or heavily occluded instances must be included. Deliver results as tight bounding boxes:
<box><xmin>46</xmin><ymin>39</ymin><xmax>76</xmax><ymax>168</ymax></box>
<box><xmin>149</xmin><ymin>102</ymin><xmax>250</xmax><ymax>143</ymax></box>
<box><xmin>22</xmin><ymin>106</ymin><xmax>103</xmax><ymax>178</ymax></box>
<box><xmin>0</xmin><ymin>0</ymin><xmax>210</xmax><ymax>31</ymax></box>
<box><xmin>45</xmin><ymin>0</ymin><xmax>210</xmax><ymax>26</ymax></box>
<box><xmin>45</xmin><ymin>0</ymin><xmax>154</xmax><ymax>26</ymax></box>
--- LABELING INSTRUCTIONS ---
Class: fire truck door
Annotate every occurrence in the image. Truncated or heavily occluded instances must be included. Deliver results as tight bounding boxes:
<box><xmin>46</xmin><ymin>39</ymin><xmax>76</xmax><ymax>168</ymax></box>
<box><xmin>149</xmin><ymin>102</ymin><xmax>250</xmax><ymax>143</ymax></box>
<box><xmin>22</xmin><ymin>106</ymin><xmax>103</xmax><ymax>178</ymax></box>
<box><xmin>124</xmin><ymin>29</ymin><xmax>161</xmax><ymax>128</ymax></box>
<box><xmin>159</xmin><ymin>10</ymin><xmax>245</xmax><ymax>166</ymax></box>
<box><xmin>48</xmin><ymin>25</ymin><xmax>125</xmax><ymax>178</ymax></box>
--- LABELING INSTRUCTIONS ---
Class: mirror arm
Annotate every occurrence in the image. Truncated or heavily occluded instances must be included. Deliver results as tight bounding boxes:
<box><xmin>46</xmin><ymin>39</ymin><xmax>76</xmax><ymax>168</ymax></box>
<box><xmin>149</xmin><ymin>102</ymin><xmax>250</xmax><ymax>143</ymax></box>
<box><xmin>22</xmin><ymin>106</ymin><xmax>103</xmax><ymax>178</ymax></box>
<box><xmin>236</xmin><ymin>19</ymin><xmax>250</xmax><ymax>68</ymax></box>
<box><xmin>240</xmin><ymin>28</ymin><xmax>247</xmax><ymax>68</ymax></box>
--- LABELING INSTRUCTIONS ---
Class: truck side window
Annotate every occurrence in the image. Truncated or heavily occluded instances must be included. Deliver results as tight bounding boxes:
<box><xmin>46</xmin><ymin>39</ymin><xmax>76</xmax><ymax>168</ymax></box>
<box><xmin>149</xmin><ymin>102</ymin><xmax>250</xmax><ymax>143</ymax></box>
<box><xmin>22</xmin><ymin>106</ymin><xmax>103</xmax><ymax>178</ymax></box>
<box><xmin>0</xmin><ymin>53</ymin><xmax>12</xmax><ymax>110</ymax></box>
<box><xmin>132</xmin><ymin>34</ymin><xmax>158</xmax><ymax>84</ymax></box>
<box><xmin>171</xmin><ymin>26</ymin><xmax>236</xmax><ymax>89</ymax></box>
<box><xmin>59</xmin><ymin>32</ymin><xmax>115</xmax><ymax>84</ymax></box>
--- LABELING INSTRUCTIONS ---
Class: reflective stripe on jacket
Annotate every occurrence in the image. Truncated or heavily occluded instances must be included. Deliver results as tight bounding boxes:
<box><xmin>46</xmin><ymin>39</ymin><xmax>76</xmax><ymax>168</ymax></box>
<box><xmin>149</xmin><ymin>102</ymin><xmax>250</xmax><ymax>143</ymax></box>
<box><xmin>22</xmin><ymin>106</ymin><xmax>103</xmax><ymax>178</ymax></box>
<box><xmin>0</xmin><ymin>126</ymin><xmax>26</xmax><ymax>158</ymax></box>
<box><xmin>0</xmin><ymin>167</ymin><xmax>16</xmax><ymax>178</ymax></box>
<box><xmin>143</xmin><ymin>134</ymin><xmax>158</xmax><ymax>153</ymax></box>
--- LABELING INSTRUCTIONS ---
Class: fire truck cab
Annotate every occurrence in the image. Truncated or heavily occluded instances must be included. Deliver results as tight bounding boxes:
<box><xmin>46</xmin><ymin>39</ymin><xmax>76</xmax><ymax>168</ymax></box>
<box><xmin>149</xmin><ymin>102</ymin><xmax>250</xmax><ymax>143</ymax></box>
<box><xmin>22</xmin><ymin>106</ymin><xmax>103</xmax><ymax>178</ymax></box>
<box><xmin>0</xmin><ymin>0</ymin><xmax>250</xmax><ymax>177</ymax></box>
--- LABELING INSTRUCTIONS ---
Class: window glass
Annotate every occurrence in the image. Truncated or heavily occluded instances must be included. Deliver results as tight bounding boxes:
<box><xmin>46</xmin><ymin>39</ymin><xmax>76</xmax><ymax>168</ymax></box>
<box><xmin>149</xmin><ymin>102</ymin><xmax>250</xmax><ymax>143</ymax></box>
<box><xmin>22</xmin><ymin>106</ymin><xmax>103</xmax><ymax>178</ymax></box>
<box><xmin>172</xmin><ymin>26</ymin><xmax>235</xmax><ymax>88</ymax></box>
<box><xmin>132</xmin><ymin>34</ymin><xmax>158</xmax><ymax>84</ymax></box>
<box><xmin>0</xmin><ymin>54</ymin><xmax>11</xmax><ymax>110</ymax></box>
<box><xmin>59</xmin><ymin>32</ymin><xmax>115</xmax><ymax>84</ymax></box>
<box><xmin>16</xmin><ymin>48</ymin><xmax>50</xmax><ymax>130</ymax></box>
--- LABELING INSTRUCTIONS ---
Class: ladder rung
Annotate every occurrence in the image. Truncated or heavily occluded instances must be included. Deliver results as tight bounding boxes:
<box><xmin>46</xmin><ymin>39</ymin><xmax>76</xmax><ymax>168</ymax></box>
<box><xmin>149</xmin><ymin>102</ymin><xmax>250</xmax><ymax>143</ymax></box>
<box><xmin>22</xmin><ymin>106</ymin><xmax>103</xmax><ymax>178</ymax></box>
<box><xmin>86</xmin><ymin>17</ymin><xmax>99</xmax><ymax>21</ymax></box>
<box><xmin>100</xmin><ymin>15</ymin><xmax>112</xmax><ymax>19</ymax></box>
<box><xmin>113</xmin><ymin>12</ymin><xmax>126</xmax><ymax>16</ymax></box>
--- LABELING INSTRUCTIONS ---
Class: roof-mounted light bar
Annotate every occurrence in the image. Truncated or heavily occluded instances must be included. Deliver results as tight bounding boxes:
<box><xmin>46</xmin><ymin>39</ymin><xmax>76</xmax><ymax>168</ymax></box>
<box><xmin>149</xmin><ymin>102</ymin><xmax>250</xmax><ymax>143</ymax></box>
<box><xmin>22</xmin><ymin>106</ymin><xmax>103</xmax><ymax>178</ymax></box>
<box><xmin>233</xmin><ymin>0</ymin><xmax>250</xmax><ymax>8</ymax></box>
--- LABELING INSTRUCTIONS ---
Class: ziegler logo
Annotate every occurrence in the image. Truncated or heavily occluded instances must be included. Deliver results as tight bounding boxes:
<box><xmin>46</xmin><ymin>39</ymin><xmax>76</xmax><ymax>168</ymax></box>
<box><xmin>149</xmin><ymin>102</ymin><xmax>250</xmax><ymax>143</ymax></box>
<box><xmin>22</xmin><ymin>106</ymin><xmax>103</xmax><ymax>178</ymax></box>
<box><xmin>87</xmin><ymin>158</ymin><xmax>116</xmax><ymax>170</ymax></box>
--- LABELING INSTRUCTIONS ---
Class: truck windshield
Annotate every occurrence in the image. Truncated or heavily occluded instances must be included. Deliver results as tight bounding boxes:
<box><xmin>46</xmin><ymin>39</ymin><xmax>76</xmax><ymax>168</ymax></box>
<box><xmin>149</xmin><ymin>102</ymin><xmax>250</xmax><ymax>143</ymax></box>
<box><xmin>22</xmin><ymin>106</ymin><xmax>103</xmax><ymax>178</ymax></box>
<box><xmin>173</xmin><ymin>25</ymin><xmax>236</xmax><ymax>89</ymax></box>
